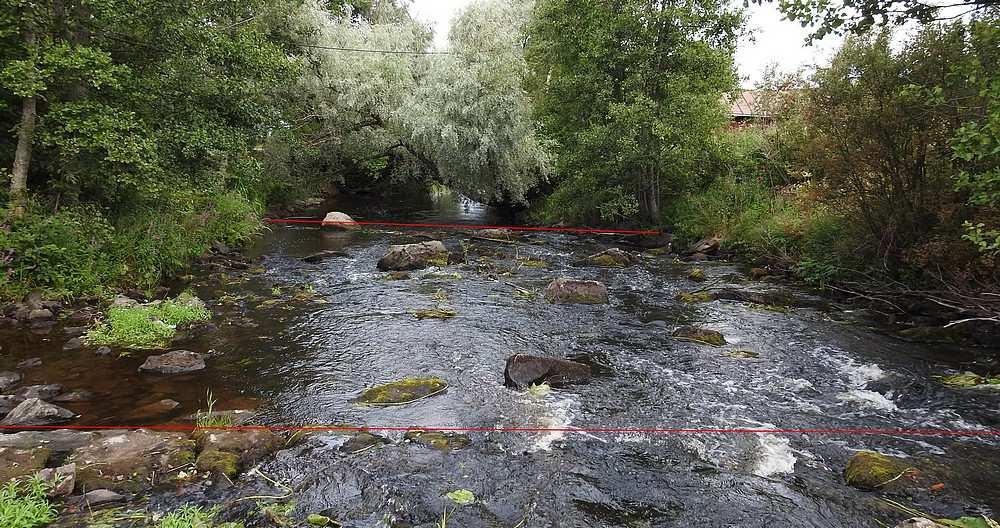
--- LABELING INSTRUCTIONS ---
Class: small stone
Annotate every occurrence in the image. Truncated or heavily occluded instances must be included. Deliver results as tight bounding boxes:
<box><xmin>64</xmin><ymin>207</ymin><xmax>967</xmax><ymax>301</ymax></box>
<box><xmin>138</xmin><ymin>350</ymin><xmax>206</xmax><ymax>374</ymax></box>
<box><xmin>15</xmin><ymin>384</ymin><xmax>65</xmax><ymax>400</ymax></box>
<box><xmin>131</xmin><ymin>399</ymin><xmax>181</xmax><ymax>420</ymax></box>
<box><xmin>0</xmin><ymin>398</ymin><xmax>77</xmax><ymax>426</ymax></box>
<box><xmin>17</xmin><ymin>357</ymin><xmax>42</xmax><ymax>369</ymax></box>
<box><xmin>404</xmin><ymin>430</ymin><xmax>471</xmax><ymax>451</ymax></box>
<box><xmin>36</xmin><ymin>463</ymin><xmax>75</xmax><ymax>497</ymax></box>
<box><xmin>688</xmin><ymin>268</ymin><xmax>706</xmax><ymax>282</ymax></box>
<box><xmin>95</xmin><ymin>346</ymin><xmax>113</xmax><ymax>356</ymax></box>
<box><xmin>52</xmin><ymin>390</ymin><xmax>97</xmax><ymax>403</ymax></box>
<box><xmin>543</xmin><ymin>278</ymin><xmax>609</xmax><ymax>304</ymax></box>
<box><xmin>671</xmin><ymin>326</ymin><xmax>726</xmax><ymax>346</ymax></box>
<box><xmin>81</xmin><ymin>489</ymin><xmax>125</xmax><ymax>506</ymax></box>
<box><xmin>0</xmin><ymin>371</ymin><xmax>22</xmax><ymax>392</ymax></box>
<box><xmin>27</xmin><ymin>308</ymin><xmax>53</xmax><ymax>321</ymax></box>
<box><xmin>844</xmin><ymin>451</ymin><xmax>915</xmax><ymax>490</ymax></box>
<box><xmin>63</xmin><ymin>337</ymin><xmax>83</xmax><ymax>350</ymax></box>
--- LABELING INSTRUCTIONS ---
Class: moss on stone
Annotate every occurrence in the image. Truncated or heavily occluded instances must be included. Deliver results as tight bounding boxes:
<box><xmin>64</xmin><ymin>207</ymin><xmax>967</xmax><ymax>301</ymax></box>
<box><xmin>517</xmin><ymin>258</ymin><xmax>550</xmax><ymax>269</ymax></box>
<box><xmin>307</xmin><ymin>514</ymin><xmax>332</xmax><ymax>526</ymax></box>
<box><xmin>196</xmin><ymin>449</ymin><xmax>240</xmax><ymax>477</ymax></box>
<box><xmin>404</xmin><ymin>430</ymin><xmax>471</xmax><ymax>451</ymax></box>
<box><xmin>589</xmin><ymin>254</ymin><xmax>627</xmax><ymax>267</ymax></box>
<box><xmin>676</xmin><ymin>291</ymin><xmax>713</xmax><ymax>303</ymax></box>
<box><xmin>413</xmin><ymin>308</ymin><xmax>458</xmax><ymax>320</ymax></box>
<box><xmin>353</xmin><ymin>377</ymin><xmax>448</xmax><ymax>406</ymax></box>
<box><xmin>671</xmin><ymin>326</ymin><xmax>726</xmax><ymax>346</ymax></box>
<box><xmin>936</xmin><ymin>372</ymin><xmax>1000</xmax><ymax>388</ymax></box>
<box><xmin>723</xmin><ymin>350</ymin><xmax>759</xmax><ymax>359</ymax></box>
<box><xmin>688</xmin><ymin>268</ymin><xmax>706</xmax><ymax>282</ymax></box>
<box><xmin>425</xmin><ymin>255</ymin><xmax>449</xmax><ymax>267</ymax></box>
<box><xmin>844</xmin><ymin>451</ymin><xmax>914</xmax><ymax>490</ymax></box>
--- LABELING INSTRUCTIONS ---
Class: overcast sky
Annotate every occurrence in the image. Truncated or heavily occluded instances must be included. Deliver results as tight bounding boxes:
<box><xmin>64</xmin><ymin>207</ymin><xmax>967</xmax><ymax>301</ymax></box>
<box><xmin>408</xmin><ymin>0</ymin><xmax>843</xmax><ymax>87</ymax></box>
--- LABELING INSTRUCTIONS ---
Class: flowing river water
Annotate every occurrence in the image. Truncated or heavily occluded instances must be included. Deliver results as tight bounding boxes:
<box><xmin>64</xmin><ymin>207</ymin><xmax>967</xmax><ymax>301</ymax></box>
<box><xmin>2</xmin><ymin>188</ymin><xmax>1000</xmax><ymax>527</ymax></box>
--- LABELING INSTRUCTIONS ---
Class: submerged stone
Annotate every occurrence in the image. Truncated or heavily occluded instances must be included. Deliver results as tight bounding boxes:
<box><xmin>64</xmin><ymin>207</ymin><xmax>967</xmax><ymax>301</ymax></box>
<box><xmin>935</xmin><ymin>372</ymin><xmax>1000</xmax><ymax>388</ymax></box>
<box><xmin>671</xmin><ymin>326</ymin><xmax>726</xmax><ymax>346</ymax></box>
<box><xmin>724</xmin><ymin>350</ymin><xmax>759</xmax><ymax>359</ymax></box>
<box><xmin>377</xmin><ymin>241</ymin><xmax>449</xmax><ymax>271</ymax></box>
<box><xmin>138</xmin><ymin>350</ymin><xmax>206</xmax><ymax>374</ymax></box>
<box><xmin>15</xmin><ymin>384</ymin><xmax>64</xmax><ymax>400</ymax></box>
<box><xmin>585</xmin><ymin>248</ymin><xmax>637</xmax><ymax>268</ymax></box>
<box><xmin>844</xmin><ymin>450</ymin><xmax>915</xmax><ymax>490</ymax></box>
<box><xmin>302</xmin><ymin>250</ymin><xmax>348</xmax><ymax>263</ymax></box>
<box><xmin>543</xmin><ymin>277</ymin><xmax>609</xmax><ymax>304</ymax></box>
<box><xmin>413</xmin><ymin>308</ymin><xmax>457</xmax><ymax>320</ymax></box>
<box><xmin>404</xmin><ymin>430</ymin><xmax>471</xmax><ymax>451</ymax></box>
<box><xmin>504</xmin><ymin>354</ymin><xmax>592</xmax><ymax>389</ymax></box>
<box><xmin>675</xmin><ymin>291</ymin><xmax>713</xmax><ymax>304</ymax></box>
<box><xmin>688</xmin><ymin>268</ymin><xmax>706</xmax><ymax>282</ymax></box>
<box><xmin>353</xmin><ymin>377</ymin><xmax>448</xmax><ymax>406</ymax></box>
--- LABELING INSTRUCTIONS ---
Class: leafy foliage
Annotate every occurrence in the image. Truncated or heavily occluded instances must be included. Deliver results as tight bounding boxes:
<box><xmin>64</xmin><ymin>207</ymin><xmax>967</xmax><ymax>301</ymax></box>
<box><xmin>0</xmin><ymin>478</ymin><xmax>56</xmax><ymax>528</ymax></box>
<box><xmin>526</xmin><ymin>0</ymin><xmax>743</xmax><ymax>223</ymax></box>
<box><xmin>86</xmin><ymin>292</ymin><xmax>210</xmax><ymax>349</ymax></box>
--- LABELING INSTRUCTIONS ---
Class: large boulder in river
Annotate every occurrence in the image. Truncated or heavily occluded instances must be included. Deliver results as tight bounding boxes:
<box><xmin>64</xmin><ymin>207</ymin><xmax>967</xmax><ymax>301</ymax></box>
<box><xmin>68</xmin><ymin>429</ymin><xmax>196</xmax><ymax>492</ymax></box>
<box><xmin>377</xmin><ymin>241</ymin><xmax>449</xmax><ymax>271</ymax></box>
<box><xmin>504</xmin><ymin>354</ymin><xmax>592</xmax><ymax>389</ymax></box>
<box><xmin>543</xmin><ymin>278</ymin><xmax>609</xmax><ymax>304</ymax></box>
<box><xmin>0</xmin><ymin>395</ymin><xmax>25</xmax><ymax>417</ymax></box>
<box><xmin>321</xmin><ymin>211</ymin><xmax>358</xmax><ymax>230</ymax></box>
<box><xmin>138</xmin><ymin>350</ymin><xmax>206</xmax><ymax>374</ymax></box>
<box><xmin>0</xmin><ymin>398</ymin><xmax>77</xmax><ymax>426</ymax></box>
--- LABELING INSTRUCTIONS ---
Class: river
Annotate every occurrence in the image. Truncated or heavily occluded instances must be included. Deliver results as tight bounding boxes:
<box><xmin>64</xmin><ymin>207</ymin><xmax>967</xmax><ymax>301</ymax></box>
<box><xmin>2</xmin><ymin>187</ymin><xmax>999</xmax><ymax>527</ymax></box>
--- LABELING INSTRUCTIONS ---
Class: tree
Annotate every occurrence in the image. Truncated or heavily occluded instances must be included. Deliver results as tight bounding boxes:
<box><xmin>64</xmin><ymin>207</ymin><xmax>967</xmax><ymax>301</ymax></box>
<box><xmin>526</xmin><ymin>0</ymin><xmax>743</xmax><ymax>224</ymax></box>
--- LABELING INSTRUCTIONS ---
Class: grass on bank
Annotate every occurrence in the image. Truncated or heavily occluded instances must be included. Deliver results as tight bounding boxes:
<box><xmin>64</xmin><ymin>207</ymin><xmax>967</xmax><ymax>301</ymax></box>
<box><xmin>0</xmin><ymin>478</ymin><xmax>57</xmax><ymax>528</ymax></box>
<box><xmin>86</xmin><ymin>291</ymin><xmax>211</xmax><ymax>349</ymax></box>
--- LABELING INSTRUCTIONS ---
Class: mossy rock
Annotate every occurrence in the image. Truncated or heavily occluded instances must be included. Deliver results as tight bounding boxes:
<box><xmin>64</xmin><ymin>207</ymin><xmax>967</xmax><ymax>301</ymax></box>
<box><xmin>688</xmin><ymin>268</ymin><xmax>706</xmax><ymax>282</ymax></box>
<box><xmin>935</xmin><ymin>372</ymin><xmax>1000</xmax><ymax>388</ymax></box>
<box><xmin>307</xmin><ymin>514</ymin><xmax>333</xmax><ymax>526</ymax></box>
<box><xmin>196</xmin><ymin>449</ymin><xmax>239</xmax><ymax>477</ymax></box>
<box><xmin>0</xmin><ymin>447</ymin><xmax>51</xmax><ymax>483</ymax></box>
<box><xmin>404</xmin><ymin>430</ymin><xmax>471</xmax><ymax>451</ymax></box>
<box><xmin>671</xmin><ymin>326</ymin><xmax>726</xmax><ymax>346</ymax></box>
<box><xmin>845</xmin><ymin>451</ymin><xmax>916</xmax><ymax>490</ymax></box>
<box><xmin>353</xmin><ymin>377</ymin><xmax>448</xmax><ymax>406</ymax></box>
<box><xmin>517</xmin><ymin>258</ymin><xmax>549</xmax><ymax>269</ymax></box>
<box><xmin>385</xmin><ymin>272</ymin><xmax>411</xmax><ymax>281</ymax></box>
<box><xmin>413</xmin><ymin>308</ymin><xmax>457</xmax><ymax>320</ymax></box>
<box><xmin>340</xmin><ymin>432</ymin><xmax>389</xmax><ymax>454</ymax></box>
<box><xmin>676</xmin><ymin>291</ymin><xmax>713</xmax><ymax>303</ymax></box>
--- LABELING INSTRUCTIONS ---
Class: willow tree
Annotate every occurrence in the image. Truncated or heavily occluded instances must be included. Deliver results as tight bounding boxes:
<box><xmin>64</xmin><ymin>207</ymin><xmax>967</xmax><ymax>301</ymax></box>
<box><xmin>396</xmin><ymin>0</ymin><xmax>553</xmax><ymax>205</ymax></box>
<box><xmin>527</xmin><ymin>0</ymin><xmax>743</xmax><ymax>224</ymax></box>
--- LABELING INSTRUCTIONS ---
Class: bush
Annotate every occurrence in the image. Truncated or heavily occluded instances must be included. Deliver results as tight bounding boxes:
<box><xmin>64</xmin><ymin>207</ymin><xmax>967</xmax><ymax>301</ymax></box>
<box><xmin>0</xmin><ymin>191</ymin><xmax>262</xmax><ymax>300</ymax></box>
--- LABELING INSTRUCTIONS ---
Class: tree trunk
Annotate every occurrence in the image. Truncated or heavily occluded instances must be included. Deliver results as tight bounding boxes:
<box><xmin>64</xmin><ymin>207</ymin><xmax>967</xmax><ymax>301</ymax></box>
<box><xmin>10</xmin><ymin>93</ymin><xmax>37</xmax><ymax>220</ymax></box>
<box><xmin>9</xmin><ymin>28</ymin><xmax>36</xmax><ymax>219</ymax></box>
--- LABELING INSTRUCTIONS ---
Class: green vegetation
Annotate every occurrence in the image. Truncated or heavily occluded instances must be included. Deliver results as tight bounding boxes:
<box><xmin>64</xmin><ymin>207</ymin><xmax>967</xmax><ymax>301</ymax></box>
<box><xmin>0</xmin><ymin>478</ymin><xmax>56</xmax><ymax>528</ymax></box>
<box><xmin>353</xmin><ymin>377</ymin><xmax>448</xmax><ymax>406</ymax></box>
<box><xmin>86</xmin><ymin>292</ymin><xmax>210</xmax><ymax>349</ymax></box>
<box><xmin>196</xmin><ymin>390</ymin><xmax>236</xmax><ymax>428</ymax></box>
<box><xmin>158</xmin><ymin>505</ymin><xmax>220</xmax><ymax>528</ymax></box>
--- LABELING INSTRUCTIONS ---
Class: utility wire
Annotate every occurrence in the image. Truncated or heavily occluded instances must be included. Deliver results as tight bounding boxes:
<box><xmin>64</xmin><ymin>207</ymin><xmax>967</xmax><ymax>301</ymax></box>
<box><xmin>299</xmin><ymin>43</ymin><xmax>452</xmax><ymax>55</ymax></box>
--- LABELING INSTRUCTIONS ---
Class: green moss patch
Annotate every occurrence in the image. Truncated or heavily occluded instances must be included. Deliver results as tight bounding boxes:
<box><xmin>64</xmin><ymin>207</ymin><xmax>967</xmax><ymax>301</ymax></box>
<box><xmin>404</xmin><ymin>430</ymin><xmax>471</xmax><ymax>451</ymax></box>
<box><xmin>688</xmin><ymin>268</ymin><xmax>706</xmax><ymax>281</ymax></box>
<box><xmin>676</xmin><ymin>291</ymin><xmax>713</xmax><ymax>303</ymax></box>
<box><xmin>413</xmin><ymin>308</ymin><xmax>457</xmax><ymax>320</ymax></box>
<box><xmin>671</xmin><ymin>326</ymin><xmax>726</xmax><ymax>346</ymax></box>
<box><xmin>844</xmin><ymin>451</ymin><xmax>916</xmax><ymax>490</ymax></box>
<box><xmin>195</xmin><ymin>449</ymin><xmax>239</xmax><ymax>477</ymax></box>
<box><xmin>87</xmin><ymin>292</ymin><xmax>210</xmax><ymax>349</ymax></box>
<box><xmin>936</xmin><ymin>372</ymin><xmax>1000</xmax><ymax>388</ymax></box>
<box><xmin>353</xmin><ymin>377</ymin><xmax>448</xmax><ymax>406</ymax></box>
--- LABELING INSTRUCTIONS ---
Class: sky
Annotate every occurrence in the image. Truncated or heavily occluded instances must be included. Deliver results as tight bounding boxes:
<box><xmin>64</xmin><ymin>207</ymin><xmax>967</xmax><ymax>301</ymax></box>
<box><xmin>408</xmin><ymin>0</ymin><xmax>843</xmax><ymax>87</ymax></box>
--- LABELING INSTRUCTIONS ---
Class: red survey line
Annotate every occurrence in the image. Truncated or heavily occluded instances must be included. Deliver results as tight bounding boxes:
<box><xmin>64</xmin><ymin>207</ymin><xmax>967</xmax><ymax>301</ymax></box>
<box><xmin>2</xmin><ymin>425</ymin><xmax>999</xmax><ymax>437</ymax></box>
<box><xmin>264</xmin><ymin>218</ymin><xmax>661</xmax><ymax>236</ymax></box>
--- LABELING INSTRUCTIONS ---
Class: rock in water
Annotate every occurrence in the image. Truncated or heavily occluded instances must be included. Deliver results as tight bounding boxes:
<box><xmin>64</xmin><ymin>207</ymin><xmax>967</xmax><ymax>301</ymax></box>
<box><xmin>0</xmin><ymin>395</ymin><xmax>25</xmax><ymax>417</ymax></box>
<box><xmin>504</xmin><ymin>354</ymin><xmax>592</xmax><ymax>389</ymax></box>
<box><xmin>301</xmin><ymin>250</ymin><xmax>348</xmax><ymax>263</ymax></box>
<box><xmin>138</xmin><ymin>350</ymin><xmax>206</xmax><ymax>374</ymax></box>
<box><xmin>321</xmin><ymin>211</ymin><xmax>358</xmax><ymax>230</ymax></box>
<box><xmin>353</xmin><ymin>377</ymin><xmax>448</xmax><ymax>406</ymax></box>
<box><xmin>404</xmin><ymin>430</ymin><xmax>471</xmax><ymax>451</ymax></box>
<box><xmin>79</xmin><ymin>489</ymin><xmax>125</xmax><ymax>506</ymax></box>
<box><xmin>585</xmin><ymin>248</ymin><xmax>637</xmax><ymax>267</ymax></box>
<box><xmin>377</xmin><ymin>241</ymin><xmax>449</xmax><ymax>271</ymax></box>
<box><xmin>543</xmin><ymin>278</ymin><xmax>609</xmax><ymax>304</ymax></box>
<box><xmin>0</xmin><ymin>398</ymin><xmax>77</xmax><ymax>426</ymax></box>
<box><xmin>844</xmin><ymin>451</ymin><xmax>914</xmax><ymax>490</ymax></box>
<box><xmin>0</xmin><ymin>370</ymin><xmax>22</xmax><ymax>392</ymax></box>
<box><xmin>671</xmin><ymin>326</ymin><xmax>726</xmax><ymax>346</ymax></box>
<box><xmin>68</xmin><ymin>429</ymin><xmax>196</xmax><ymax>492</ymax></box>
<box><xmin>130</xmin><ymin>399</ymin><xmax>181</xmax><ymax>420</ymax></box>
<box><xmin>15</xmin><ymin>384</ymin><xmax>64</xmax><ymax>400</ymax></box>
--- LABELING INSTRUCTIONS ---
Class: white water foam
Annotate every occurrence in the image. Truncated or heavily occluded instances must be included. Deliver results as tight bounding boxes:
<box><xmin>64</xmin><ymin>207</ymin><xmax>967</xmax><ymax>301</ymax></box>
<box><xmin>753</xmin><ymin>434</ymin><xmax>798</xmax><ymax>477</ymax></box>
<box><xmin>836</xmin><ymin>389</ymin><xmax>898</xmax><ymax>411</ymax></box>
